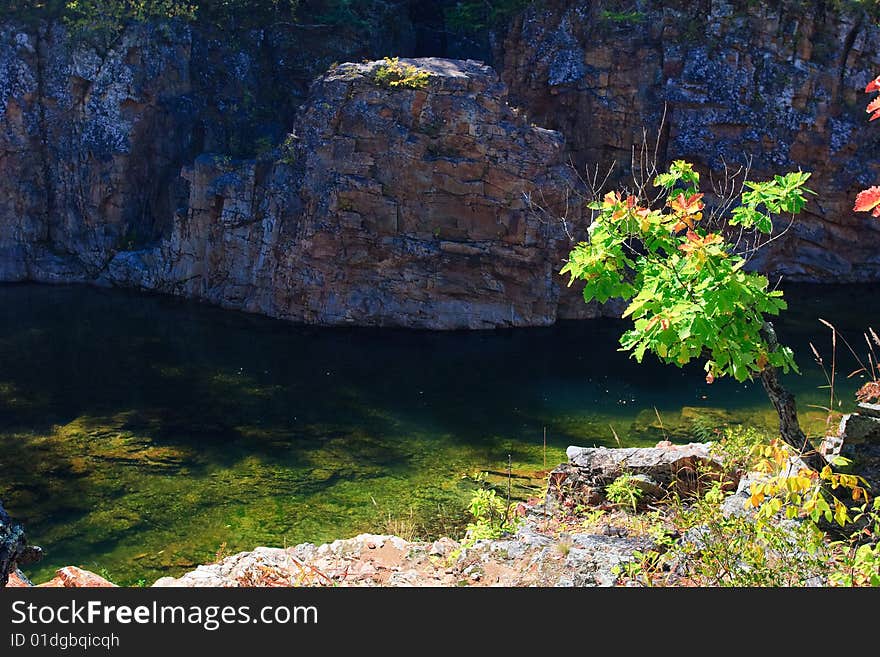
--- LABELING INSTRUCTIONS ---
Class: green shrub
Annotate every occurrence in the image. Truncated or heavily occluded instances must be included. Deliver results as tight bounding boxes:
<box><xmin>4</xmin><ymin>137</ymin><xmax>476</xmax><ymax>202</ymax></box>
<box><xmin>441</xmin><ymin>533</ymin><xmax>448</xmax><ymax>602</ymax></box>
<box><xmin>277</xmin><ymin>133</ymin><xmax>297</xmax><ymax>165</ymax></box>
<box><xmin>461</xmin><ymin>474</ymin><xmax>519</xmax><ymax>545</ymax></box>
<box><xmin>372</xmin><ymin>57</ymin><xmax>430</xmax><ymax>90</ymax></box>
<box><xmin>605</xmin><ymin>474</ymin><xmax>644</xmax><ymax>512</ymax></box>
<box><xmin>0</xmin><ymin>1</ymin><xmax>301</xmax><ymax>42</ymax></box>
<box><xmin>444</xmin><ymin>0</ymin><xmax>531</xmax><ymax>33</ymax></box>
<box><xmin>599</xmin><ymin>10</ymin><xmax>646</xmax><ymax>24</ymax></box>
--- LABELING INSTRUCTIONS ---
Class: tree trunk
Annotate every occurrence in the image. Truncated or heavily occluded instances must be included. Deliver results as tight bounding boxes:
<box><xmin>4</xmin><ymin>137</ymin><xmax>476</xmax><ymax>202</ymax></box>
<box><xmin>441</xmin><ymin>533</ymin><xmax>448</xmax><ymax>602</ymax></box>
<box><xmin>759</xmin><ymin>322</ymin><xmax>827</xmax><ymax>473</ymax></box>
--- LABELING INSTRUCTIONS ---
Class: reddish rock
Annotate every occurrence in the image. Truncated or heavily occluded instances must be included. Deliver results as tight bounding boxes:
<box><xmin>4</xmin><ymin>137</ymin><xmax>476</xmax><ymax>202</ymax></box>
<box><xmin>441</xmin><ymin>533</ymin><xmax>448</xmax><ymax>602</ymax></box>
<box><xmin>6</xmin><ymin>570</ymin><xmax>32</xmax><ymax>587</ymax></box>
<box><xmin>38</xmin><ymin>566</ymin><xmax>117</xmax><ymax>588</ymax></box>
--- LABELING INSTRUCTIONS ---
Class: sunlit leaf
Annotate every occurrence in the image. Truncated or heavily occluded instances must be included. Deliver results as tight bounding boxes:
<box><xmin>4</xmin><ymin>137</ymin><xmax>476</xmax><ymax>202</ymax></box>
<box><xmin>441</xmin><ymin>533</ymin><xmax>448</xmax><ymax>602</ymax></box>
<box><xmin>854</xmin><ymin>186</ymin><xmax>880</xmax><ymax>217</ymax></box>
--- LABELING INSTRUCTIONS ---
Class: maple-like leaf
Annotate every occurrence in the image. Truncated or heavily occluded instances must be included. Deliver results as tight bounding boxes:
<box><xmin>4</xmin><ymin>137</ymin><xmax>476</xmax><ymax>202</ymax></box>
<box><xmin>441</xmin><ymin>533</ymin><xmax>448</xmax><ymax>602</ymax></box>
<box><xmin>678</xmin><ymin>230</ymin><xmax>723</xmax><ymax>254</ymax></box>
<box><xmin>854</xmin><ymin>186</ymin><xmax>880</xmax><ymax>217</ymax></box>
<box><xmin>668</xmin><ymin>192</ymin><xmax>704</xmax><ymax>215</ymax></box>
<box><xmin>868</xmin><ymin>96</ymin><xmax>880</xmax><ymax>121</ymax></box>
<box><xmin>603</xmin><ymin>191</ymin><xmax>622</xmax><ymax>207</ymax></box>
<box><xmin>645</xmin><ymin>316</ymin><xmax>670</xmax><ymax>331</ymax></box>
<box><xmin>866</xmin><ymin>75</ymin><xmax>880</xmax><ymax>93</ymax></box>
<box><xmin>857</xmin><ymin>380</ymin><xmax>880</xmax><ymax>403</ymax></box>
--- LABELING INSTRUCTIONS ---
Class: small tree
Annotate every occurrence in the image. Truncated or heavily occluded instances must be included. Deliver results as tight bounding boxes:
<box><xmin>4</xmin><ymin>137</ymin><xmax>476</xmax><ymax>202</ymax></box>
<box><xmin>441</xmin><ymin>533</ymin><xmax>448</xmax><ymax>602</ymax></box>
<box><xmin>561</xmin><ymin>160</ymin><xmax>826</xmax><ymax>471</ymax></box>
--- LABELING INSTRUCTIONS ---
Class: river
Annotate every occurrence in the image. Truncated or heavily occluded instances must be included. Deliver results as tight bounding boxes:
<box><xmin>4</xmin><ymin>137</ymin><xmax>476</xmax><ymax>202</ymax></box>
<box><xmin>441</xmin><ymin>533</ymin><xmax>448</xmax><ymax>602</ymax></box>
<box><xmin>0</xmin><ymin>283</ymin><xmax>874</xmax><ymax>583</ymax></box>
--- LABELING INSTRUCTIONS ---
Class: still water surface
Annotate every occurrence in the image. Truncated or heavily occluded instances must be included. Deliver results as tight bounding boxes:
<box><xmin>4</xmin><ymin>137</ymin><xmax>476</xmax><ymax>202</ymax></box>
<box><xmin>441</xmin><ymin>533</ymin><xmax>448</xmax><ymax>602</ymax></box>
<box><xmin>0</xmin><ymin>283</ymin><xmax>875</xmax><ymax>583</ymax></box>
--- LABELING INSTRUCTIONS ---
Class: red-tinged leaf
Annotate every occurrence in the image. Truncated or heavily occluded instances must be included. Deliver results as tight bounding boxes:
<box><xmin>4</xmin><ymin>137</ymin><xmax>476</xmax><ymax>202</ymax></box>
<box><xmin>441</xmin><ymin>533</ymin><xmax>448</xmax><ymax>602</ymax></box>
<box><xmin>611</xmin><ymin>207</ymin><xmax>627</xmax><ymax>221</ymax></box>
<box><xmin>705</xmin><ymin>372</ymin><xmax>715</xmax><ymax>384</ymax></box>
<box><xmin>867</xmin><ymin>75</ymin><xmax>880</xmax><ymax>93</ymax></box>
<box><xmin>603</xmin><ymin>191</ymin><xmax>621</xmax><ymax>207</ymax></box>
<box><xmin>678</xmin><ymin>231</ymin><xmax>722</xmax><ymax>255</ymax></box>
<box><xmin>867</xmin><ymin>97</ymin><xmax>880</xmax><ymax>114</ymax></box>
<box><xmin>871</xmin><ymin>110</ymin><xmax>880</xmax><ymax>122</ymax></box>
<box><xmin>668</xmin><ymin>192</ymin><xmax>704</xmax><ymax>216</ymax></box>
<box><xmin>854</xmin><ymin>186</ymin><xmax>880</xmax><ymax>213</ymax></box>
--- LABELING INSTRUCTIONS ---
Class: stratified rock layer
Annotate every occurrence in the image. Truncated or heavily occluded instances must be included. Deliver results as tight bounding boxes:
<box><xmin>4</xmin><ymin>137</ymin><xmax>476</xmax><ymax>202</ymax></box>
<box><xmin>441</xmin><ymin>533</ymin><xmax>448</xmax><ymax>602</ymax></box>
<box><xmin>3</xmin><ymin>3</ymin><xmax>880</xmax><ymax>328</ymax></box>
<box><xmin>503</xmin><ymin>0</ymin><xmax>880</xmax><ymax>285</ymax></box>
<box><xmin>105</xmin><ymin>58</ymin><xmax>582</xmax><ymax>328</ymax></box>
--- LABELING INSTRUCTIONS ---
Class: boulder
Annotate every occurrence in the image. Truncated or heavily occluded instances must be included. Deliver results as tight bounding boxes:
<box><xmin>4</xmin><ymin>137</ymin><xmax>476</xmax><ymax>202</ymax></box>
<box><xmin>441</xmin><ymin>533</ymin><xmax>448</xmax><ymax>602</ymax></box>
<box><xmin>6</xmin><ymin>569</ymin><xmax>33</xmax><ymax>587</ymax></box>
<box><xmin>547</xmin><ymin>442</ymin><xmax>723</xmax><ymax>508</ymax></box>
<box><xmin>37</xmin><ymin>566</ymin><xmax>116</xmax><ymax>588</ymax></box>
<box><xmin>838</xmin><ymin>412</ymin><xmax>880</xmax><ymax>445</ymax></box>
<box><xmin>108</xmin><ymin>57</ymin><xmax>584</xmax><ymax>329</ymax></box>
<box><xmin>834</xmin><ymin>410</ymin><xmax>880</xmax><ymax>492</ymax></box>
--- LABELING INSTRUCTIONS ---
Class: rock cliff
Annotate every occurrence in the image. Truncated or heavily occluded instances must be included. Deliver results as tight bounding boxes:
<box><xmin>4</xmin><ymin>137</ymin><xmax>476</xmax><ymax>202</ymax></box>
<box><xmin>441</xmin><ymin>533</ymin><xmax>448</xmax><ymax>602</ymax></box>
<box><xmin>106</xmin><ymin>58</ymin><xmax>581</xmax><ymax>328</ymax></box>
<box><xmin>0</xmin><ymin>21</ymin><xmax>194</xmax><ymax>282</ymax></box>
<box><xmin>0</xmin><ymin>21</ymin><xmax>584</xmax><ymax>328</ymax></box>
<box><xmin>2</xmin><ymin>2</ymin><xmax>880</xmax><ymax>328</ymax></box>
<box><xmin>502</xmin><ymin>0</ymin><xmax>880</xmax><ymax>282</ymax></box>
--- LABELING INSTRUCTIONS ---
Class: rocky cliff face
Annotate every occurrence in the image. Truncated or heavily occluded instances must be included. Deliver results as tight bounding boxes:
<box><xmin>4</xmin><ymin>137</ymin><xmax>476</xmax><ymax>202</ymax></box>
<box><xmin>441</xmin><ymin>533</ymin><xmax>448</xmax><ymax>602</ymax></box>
<box><xmin>106</xmin><ymin>58</ymin><xmax>580</xmax><ymax>328</ymax></box>
<box><xmin>0</xmin><ymin>22</ymin><xmax>194</xmax><ymax>282</ymax></box>
<box><xmin>502</xmin><ymin>0</ymin><xmax>880</xmax><ymax>283</ymax></box>
<box><xmin>2</xmin><ymin>2</ymin><xmax>880</xmax><ymax>328</ymax></box>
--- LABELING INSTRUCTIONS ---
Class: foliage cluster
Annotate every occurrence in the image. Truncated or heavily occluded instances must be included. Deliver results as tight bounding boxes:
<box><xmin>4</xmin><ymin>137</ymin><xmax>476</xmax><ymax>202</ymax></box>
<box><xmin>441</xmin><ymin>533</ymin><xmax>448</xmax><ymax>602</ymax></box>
<box><xmin>610</xmin><ymin>425</ymin><xmax>880</xmax><ymax>586</ymax></box>
<box><xmin>598</xmin><ymin>9</ymin><xmax>646</xmax><ymax>24</ymax></box>
<box><xmin>461</xmin><ymin>472</ymin><xmax>519</xmax><ymax>545</ymax></box>
<box><xmin>371</xmin><ymin>56</ymin><xmax>430</xmax><ymax>90</ymax></box>
<box><xmin>277</xmin><ymin>133</ymin><xmax>298</xmax><ymax>166</ymax></box>
<box><xmin>561</xmin><ymin>160</ymin><xmax>811</xmax><ymax>384</ymax></box>
<box><xmin>605</xmin><ymin>474</ymin><xmax>644</xmax><ymax>512</ymax></box>
<box><xmin>444</xmin><ymin>0</ymin><xmax>531</xmax><ymax>33</ymax></box>
<box><xmin>0</xmin><ymin>0</ymin><xmax>300</xmax><ymax>44</ymax></box>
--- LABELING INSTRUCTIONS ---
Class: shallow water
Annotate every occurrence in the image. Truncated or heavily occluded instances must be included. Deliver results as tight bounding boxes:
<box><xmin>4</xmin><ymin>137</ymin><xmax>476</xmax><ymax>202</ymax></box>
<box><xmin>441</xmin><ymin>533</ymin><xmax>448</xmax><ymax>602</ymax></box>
<box><xmin>0</xmin><ymin>283</ymin><xmax>876</xmax><ymax>584</ymax></box>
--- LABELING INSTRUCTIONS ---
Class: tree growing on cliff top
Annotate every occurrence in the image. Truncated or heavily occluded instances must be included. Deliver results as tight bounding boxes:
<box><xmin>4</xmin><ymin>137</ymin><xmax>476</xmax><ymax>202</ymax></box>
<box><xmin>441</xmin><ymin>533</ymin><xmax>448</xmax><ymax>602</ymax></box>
<box><xmin>560</xmin><ymin>160</ymin><xmax>827</xmax><ymax>471</ymax></box>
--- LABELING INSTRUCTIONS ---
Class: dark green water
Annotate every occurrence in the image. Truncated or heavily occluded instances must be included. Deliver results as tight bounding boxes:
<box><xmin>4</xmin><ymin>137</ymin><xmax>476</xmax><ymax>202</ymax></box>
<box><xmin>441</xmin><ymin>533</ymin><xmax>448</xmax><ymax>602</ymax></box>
<box><xmin>0</xmin><ymin>283</ymin><xmax>875</xmax><ymax>584</ymax></box>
